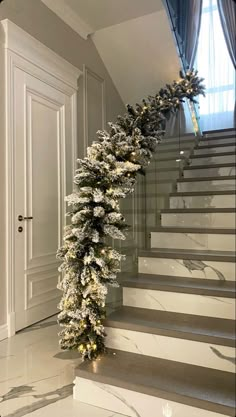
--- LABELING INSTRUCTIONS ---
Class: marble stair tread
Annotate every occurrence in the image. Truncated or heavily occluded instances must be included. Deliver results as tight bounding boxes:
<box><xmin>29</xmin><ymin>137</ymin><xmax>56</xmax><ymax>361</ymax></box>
<box><xmin>76</xmin><ymin>349</ymin><xmax>236</xmax><ymax>416</ymax></box>
<box><xmin>139</xmin><ymin>248</ymin><xmax>235</xmax><ymax>262</ymax></box>
<box><xmin>184</xmin><ymin>162</ymin><xmax>236</xmax><ymax>172</ymax></box>
<box><xmin>161</xmin><ymin>208</ymin><xmax>236</xmax><ymax>213</ymax></box>
<box><xmin>177</xmin><ymin>175</ymin><xmax>236</xmax><ymax>183</ymax></box>
<box><xmin>150</xmin><ymin>226</ymin><xmax>236</xmax><ymax>234</ymax></box>
<box><xmin>170</xmin><ymin>190</ymin><xmax>236</xmax><ymax>196</ymax></box>
<box><xmin>121</xmin><ymin>274</ymin><xmax>235</xmax><ymax>298</ymax></box>
<box><xmin>105</xmin><ymin>306</ymin><xmax>235</xmax><ymax>346</ymax></box>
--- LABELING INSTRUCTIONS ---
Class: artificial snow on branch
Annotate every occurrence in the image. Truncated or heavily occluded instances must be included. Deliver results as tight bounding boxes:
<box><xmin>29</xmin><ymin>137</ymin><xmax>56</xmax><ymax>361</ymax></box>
<box><xmin>57</xmin><ymin>69</ymin><xmax>205</xmax><ymax>360</ymax></box>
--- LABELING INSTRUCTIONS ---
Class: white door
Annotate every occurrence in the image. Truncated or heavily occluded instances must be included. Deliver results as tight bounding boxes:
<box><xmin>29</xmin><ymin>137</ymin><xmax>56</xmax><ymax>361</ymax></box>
<box><xmin>13</xmin><ymin>67</ymin><xmax>74</xmax><ymax>331</ymax></box>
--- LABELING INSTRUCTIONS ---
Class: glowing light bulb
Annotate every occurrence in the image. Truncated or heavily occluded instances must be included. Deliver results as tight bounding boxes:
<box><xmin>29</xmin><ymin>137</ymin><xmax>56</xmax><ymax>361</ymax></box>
<box><xmin>101</xmin><ymin>249</ymin><xmax>105</xmax><ymax>254</ymax></box>
<box><xmin>92</xmin><ymin>344</ymin><xmax>97</xmax><ymax>350</ymax></box>
<box><xmin>87</xmin><ymin>343</ymin><xmax>91</xmax><ymax>349</ymax></box>
<box><xmin>79</xmin><ymin>344</ymin><xmax>84</xmax><ymax>352</ymax></box>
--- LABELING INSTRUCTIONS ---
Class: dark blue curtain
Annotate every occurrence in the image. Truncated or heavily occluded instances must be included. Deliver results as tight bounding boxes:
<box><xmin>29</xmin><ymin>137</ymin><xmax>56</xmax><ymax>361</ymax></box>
<box><xmin>167</xmin><ymin>0</ymin><xmax>203</xmax><ymax>69</ymax></box>
<box><xmin>217</xmin><ymin>0</ymin><xmax>236</xmax><ymax>69</ymax></box>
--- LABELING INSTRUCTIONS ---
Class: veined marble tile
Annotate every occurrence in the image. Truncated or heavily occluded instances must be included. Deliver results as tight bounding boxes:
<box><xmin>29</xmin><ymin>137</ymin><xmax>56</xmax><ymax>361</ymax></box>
<box><xmin>18</xmin><ymin>395</ymin><xmax>126</xmax><ymax>417</ymax></box>
<box><xmin>195</xmin><ymin>145</ymin><xmax>235</xmax><ymax>155</ymax></box>
<box><xmin>190</xmin><ymin>154</ymin><xmax>235</xmax><ymax>166</ymax></box>
<box><xmin>161</xmin><ymin>212</ymin><xmax>236</xmax><ymax>229</ymax></box>
<box><xmin>184</xmin><ymin>166</ymin><xmax>236</xmax><ymax>179</ymax></box>
<box><xmin>123</xmin><ymin>287</ymin><xmax>235</xmax><ymax>319</ymax></box>
<box><xmin>73</xmin><ymin>377</ymin><xmax>228</xmax><ymax>417</ymax></box>
<box><xmin>150</xmin><ymin>231</ymin><xmax>235</xmax><ymax>252</ymax></box>
<box><xmin>170</xmin><ymin>194</ymin><xmax>235</xmax><ymax>209</ymax></box>
<box><xmin>138</xmin><ymin>256</ymin><xmax>235</xmax><ymax>281</ymax></box>
<box><xmin>106</xmin><ymin>327</ymin><xmax>235</xmax><ymax>373</ymax></box>
<box><xmin>177</xmin><ymin>178</ymin><xmax>236</xmax><ymax>192</ymax></box>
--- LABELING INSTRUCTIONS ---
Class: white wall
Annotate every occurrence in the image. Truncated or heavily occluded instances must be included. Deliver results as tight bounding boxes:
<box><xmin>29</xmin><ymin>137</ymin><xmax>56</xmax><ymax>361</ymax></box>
<box><xmin>93</xmin><ymin>9</ymin><xmax>180</xmax><ymax>105</ymax></box>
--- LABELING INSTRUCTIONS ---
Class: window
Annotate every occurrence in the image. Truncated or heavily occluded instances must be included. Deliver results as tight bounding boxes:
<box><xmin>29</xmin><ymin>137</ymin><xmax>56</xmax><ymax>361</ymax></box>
<box><xmin>195</xmin><ymin>0</ymin><xmax>235</xmax><ymax>130</ymax></box>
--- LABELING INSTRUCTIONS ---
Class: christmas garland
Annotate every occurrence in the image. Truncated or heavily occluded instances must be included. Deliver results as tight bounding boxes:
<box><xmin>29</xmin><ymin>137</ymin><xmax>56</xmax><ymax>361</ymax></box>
<box><xmin>57</xmin><ymin>69</ymin><xmax>205</xmax><ymax>360</ymax></box>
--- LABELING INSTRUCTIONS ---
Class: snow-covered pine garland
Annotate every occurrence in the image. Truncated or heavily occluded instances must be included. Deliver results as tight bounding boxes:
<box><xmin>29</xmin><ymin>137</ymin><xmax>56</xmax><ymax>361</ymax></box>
<box><xmin>57</xmin><ymin>69</ymin><xmax>205</xmax><ymax>360</ymax></box>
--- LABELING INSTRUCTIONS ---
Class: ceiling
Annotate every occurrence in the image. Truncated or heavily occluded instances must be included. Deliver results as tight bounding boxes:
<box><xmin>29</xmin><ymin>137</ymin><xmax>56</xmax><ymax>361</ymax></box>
<box><xmin>41</xmin><ymin>0</ymin><xmax>180</xmax><ymax>105</ymax></box>
<box><xmin>67</xmin><ymin>0</ymin><xmax>163</xmax><ymax>32</ymax></box>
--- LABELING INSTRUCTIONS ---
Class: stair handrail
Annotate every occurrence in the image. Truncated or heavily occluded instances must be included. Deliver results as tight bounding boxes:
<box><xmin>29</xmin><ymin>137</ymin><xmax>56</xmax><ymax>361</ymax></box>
<box><xmin>57</xmin><ymin>70</ymin><xmax>205</xmax><ymax>360</ymax></box>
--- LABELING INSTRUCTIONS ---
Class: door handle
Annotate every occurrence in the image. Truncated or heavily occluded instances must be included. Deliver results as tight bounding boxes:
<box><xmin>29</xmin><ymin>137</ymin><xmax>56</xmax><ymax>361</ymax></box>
<box><xmin>18</xmin><ymin>215</ymin><xmax>33</xmax><ymax>221</ymax></box>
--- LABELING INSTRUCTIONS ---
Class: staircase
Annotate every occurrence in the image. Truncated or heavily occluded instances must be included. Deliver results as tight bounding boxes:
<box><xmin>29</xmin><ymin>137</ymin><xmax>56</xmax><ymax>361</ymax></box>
<box><xmin>74</xmin><ymin>129</ymin><xmax>236</xmax><ymax>417</ymax></box>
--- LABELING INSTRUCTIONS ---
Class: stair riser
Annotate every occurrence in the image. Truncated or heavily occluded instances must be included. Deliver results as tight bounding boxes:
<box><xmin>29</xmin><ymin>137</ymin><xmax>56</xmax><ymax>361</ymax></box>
<box><xmin>190</xmin><ymin>154</ymin><xmax>235</xmax><ymax>166</ymax></box>
<box><xmin>199</xmin><ymin>138</ymin><xmax>235</xmax><ymax>146</ymax></box>
<box><xmin>170</xmin><ymin>194</ymin><xmax>235</xmax><ymax>209</ymax></box>
<box><xmin>145</xmin><ymin>182</ymin><xmax>174</xmax><ymax>194</ymax></box>
<box><xmin>140</xmin><ymin>195</ymin><xmax>169</xmax><ymax>210</ymax></box>
<box><xmin>158</xmin><ymin>142</ymin><xmax>195</xmax><ymax>151</ymax></box>
<box><xmin>195</xmin><ymin>145</ymin><xmax>235</xmax><ymax>155</ymax></box>
<box><xmin>138</xmin><ymin>257</ymin><xmax>235</xmax><ymax>281</ymax></box>
<box><xmin>177</xmin><ymin>179</ymin><xmax>235</xmax><ymax>192</ymax></box>
<box><xmin>146</xmin><ymin>169</ymin><xmax>180</xmax><ymax>181</ymax></box>
<box><xmin>154</xmin><ymin>149</ymin><xmax>191</xmax><ymax>160</ymax></box>
<box><xmin>74</xmin><ymin>378</ymin><xmax>227</xmax><ymax>417</ymax></box>
<box><xmin>161</xmin><ymin>212</ymin><xmax>236</xmax><ymax>229</ymax></box>
<box><xmin>123</xmin><ymin>288</ymin><xmax>235</xmax><ymax>319</ymax></box>
<box><xmin>184</xmin><ymin>166</ymin><xmax>236</xmax><ymax>178</ymax></box>
<box><xmin>150</xmin><ymin>232</ymin><xmax>235</xmax><ymax>252</ymax></box>
<box><xmin>106</xmin><ymin>328</ymin><xmax>235</xmax><ymax>373</ymax></box>
<box><xmin>154</xmin><ymin>159</ymin><xmax>186</xmax><ymax>169</ymax></box>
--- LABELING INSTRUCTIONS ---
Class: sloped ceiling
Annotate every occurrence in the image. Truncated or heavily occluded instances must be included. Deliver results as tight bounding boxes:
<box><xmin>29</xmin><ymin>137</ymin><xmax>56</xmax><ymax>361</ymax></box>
<box><xmin>41</xmin><ymin>0</ymin><xmax>180</xmax><ymax>105</ymax></box>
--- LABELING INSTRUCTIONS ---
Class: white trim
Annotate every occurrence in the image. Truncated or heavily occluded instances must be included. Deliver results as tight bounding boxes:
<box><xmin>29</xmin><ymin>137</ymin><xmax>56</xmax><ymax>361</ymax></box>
<box><xmin>0</xmin><ymin>323</ymin><xmax>8</xmax><ymax>341</ymax></box>
<box><xmin>0</xmin><ymin>19</ymin><xmax>82</xmax><ymax>90</ymax></box>
<box><xmin>40</xmin><ymin>0</ymin><xmax>93</xmax><ymax>40</ymax></box>
<box><xmin>0</xmin><ymin>19</ymin><xmax>81</xmax><ymax>337</ymax></box>
<box><xmin>83</xmin><ymin>65</ymin><xmax>106</xmax><ymax>153</ymax></box>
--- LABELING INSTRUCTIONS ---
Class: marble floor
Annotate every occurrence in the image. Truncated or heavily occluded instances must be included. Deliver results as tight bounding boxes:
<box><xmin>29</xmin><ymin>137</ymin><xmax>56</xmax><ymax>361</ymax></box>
<box><xmin>0</xmin><ymin>316</ymin><xmax>126</xmax><ymax>417</ymax></box>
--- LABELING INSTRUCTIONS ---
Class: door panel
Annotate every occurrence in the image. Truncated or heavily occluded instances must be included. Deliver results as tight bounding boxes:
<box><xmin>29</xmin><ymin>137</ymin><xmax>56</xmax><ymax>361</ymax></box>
<box><xmin>14</xmin><ymin>68</ymin><xmax>72</xmax><ymax>331</ymax></box>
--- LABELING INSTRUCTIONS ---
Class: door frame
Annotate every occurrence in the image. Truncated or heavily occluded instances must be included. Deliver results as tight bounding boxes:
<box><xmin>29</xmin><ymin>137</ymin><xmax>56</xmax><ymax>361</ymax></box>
<box><xmin>0</xmin><ymin>19</ymin><xmax>82</xmax><ymax>337</ymax></box>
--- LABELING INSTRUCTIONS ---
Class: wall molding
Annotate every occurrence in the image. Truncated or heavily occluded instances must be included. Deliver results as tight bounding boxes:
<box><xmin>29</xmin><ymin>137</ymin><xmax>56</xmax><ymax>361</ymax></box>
<box><xmin>83</xmin><ymin>65</ymin><xmax>106</xmax><ymax>153</ymax></box>
<box><xmin>0</xmin><ymin>19</ymin><xmax>82</xmax><ymax>90</ymax></box>
<box><xmin>0</xmin><ymin>19</ymin><xmax>81</xmax><ymax>337</ymax></box>
<box><xmin>40</xmin><ymin>0</ymin><xmax>93</xmax><ymax>40</ymax></box>
<box><xmin>0</xmin><ymin>323</ymin><xmax>8</xmax><ymax>341</ymax></box>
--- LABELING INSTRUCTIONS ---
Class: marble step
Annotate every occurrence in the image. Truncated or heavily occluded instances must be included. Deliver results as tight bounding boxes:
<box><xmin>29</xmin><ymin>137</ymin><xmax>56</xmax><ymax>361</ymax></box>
<box><xmin>105</xmin><ymin>306</ymin><xmax>235</xmax><ymax>372</ymax></box>
<box><xmin>161</xmin><ymin>208</ymin><xmax>236</xmax><ymax>229</ymax></box>
<box><xmin>138</xmin><ymin>249</ymin><xmax>235</xmax><ymax>281</ymax></box>
<box><xmin>184</xmin><ymin>163</ymin><xmax>236</xmax><ymax>178</ymax></box>
<box><xmin>203</xmin><ymin>128</ymin><xmax>235</xmax><ymax>137</ymax></box>
<box><xmin>199</xmin><ymin>137</ymin><xmax>236</xmax><ymax>146</ymax></box>
<box><xmin>189</xmin><ymin>152</ymin><xmax>236</xmax><ymax>166</ymax></box>
<box><xmin>146</xmin><ymin>167</ymin><xmax>181</xmax><ymax>181</ymax></box>
<box><xmin>169</xmin><ymin>190</ymin><xmax>236</xmax><ymax>209</ymax></box>
<box><xmin>150</xmin><ymin>227</ymin><xmax>236</xmax><ymax>252</ymax></box>
<box><xmin>122</xmin><ymin>276</ymin><xmax>235</xmax><ymax>319</ymax></box>
<box><xmin>144</xmin><ymin>180</ymin><xmax>175</xmax><ymax>194</ymax></box>
<box><xmin>154</xmin><ymin>148</ymin><xmax>192</xmax><ymax>160</ymax></box>
<box><xmin>152</xmin><ymin>157</ymin><xmax>186</xmax><ymax>169</ymax></box>
<box><xmin>177</xmin><ymin>176</ymin><xmax>236</xmax><ymax>192</ymax></box>
<box><xmin>195</xmin><ymin>142</ymin><xmax>235</xmax><ymax>155</ymax></box>
<box><xmin>157</xmin><ymin>139</ymin><xmax>196</xmax><ymax>151</ymax></box>
<box><xmin>74</xmin><ymin>350</ymin><xmax>236</xmax><ymax>417</ymax></box>
<box><xmin>162</xmin><ymin>133</ymin><xmax>196</xmax><ymax>143</ymax></box>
